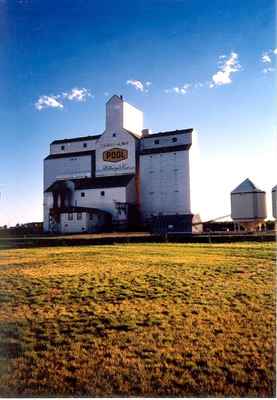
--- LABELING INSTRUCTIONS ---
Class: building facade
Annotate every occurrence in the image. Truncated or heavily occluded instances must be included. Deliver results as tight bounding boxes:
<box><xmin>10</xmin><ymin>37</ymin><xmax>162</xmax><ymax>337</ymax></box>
<box><xmin>43</xmin><ymin>95</ymin><xmax>198</xmax><ymax>233</ymax></box>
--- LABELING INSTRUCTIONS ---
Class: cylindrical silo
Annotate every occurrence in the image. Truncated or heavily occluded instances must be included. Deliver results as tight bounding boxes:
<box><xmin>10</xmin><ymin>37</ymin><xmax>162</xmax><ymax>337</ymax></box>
<box><xmin>231</xmin><ymin>178</ymin><xmax>267</xmax><ymax>232</ymax></box>
<box><xmin>272</xmin><ymin>185</ymin><xmax>277</xmax><ymax>219</ymax></box>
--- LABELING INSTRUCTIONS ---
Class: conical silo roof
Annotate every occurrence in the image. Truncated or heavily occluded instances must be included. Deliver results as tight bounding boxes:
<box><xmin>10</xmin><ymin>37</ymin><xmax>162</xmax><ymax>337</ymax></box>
<box><xmin>231</xmin><ymin>178</ymin><xmax>264</xmax><ymax>194</ymax></box>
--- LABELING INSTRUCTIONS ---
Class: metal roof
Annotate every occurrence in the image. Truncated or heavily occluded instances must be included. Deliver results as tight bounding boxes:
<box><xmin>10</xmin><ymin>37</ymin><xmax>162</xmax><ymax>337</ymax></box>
<box><xmin>51</xmin><ymin>135</ymin><xmax>101</xmax><ymax>145</ymax></box>
<box><xmin>231</xmin><ymin>178</ymin><xmax>265</xmax><ymax>194</ymax></box>
<box><xmin>45</xmin><ymin>174</ymin><xmax>135</xmax><ymax>192</ymax></box>
<box><xmin>143</xmin><ymin>128</ymin><xmax>193</xmax><ymax>138</ymax></box>
<box><xmin>50</xmin><ymin>128</ymin><xmax>193</xmax><ymax>146</ymax></box>
<box><xmin>44</xmin><ymin>150</ymin><xmax>95</xmax><ymax>160</ymax></box>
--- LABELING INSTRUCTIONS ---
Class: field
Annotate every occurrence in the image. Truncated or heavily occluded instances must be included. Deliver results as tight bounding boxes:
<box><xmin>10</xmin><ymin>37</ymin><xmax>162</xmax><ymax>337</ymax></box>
<box><xmin>0</xmin><ymin>242</ymin><xmax>275</xmax><ymax>396</ymax></box>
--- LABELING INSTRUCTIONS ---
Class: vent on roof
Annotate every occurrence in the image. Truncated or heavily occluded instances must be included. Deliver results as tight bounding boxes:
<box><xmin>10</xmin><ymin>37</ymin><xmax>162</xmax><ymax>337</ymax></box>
<box><xmin>142</xmin><ymin>129</ymin><xmax>152</xmax><ymax>136</ymax></box>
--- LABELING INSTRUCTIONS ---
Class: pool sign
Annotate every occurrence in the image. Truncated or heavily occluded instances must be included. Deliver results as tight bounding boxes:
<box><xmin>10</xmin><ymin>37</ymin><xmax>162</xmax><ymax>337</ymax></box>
<box><xmin>103</xmin><ymin>148</ymin><xmax>128</xmax><ymax>162</ymax></box>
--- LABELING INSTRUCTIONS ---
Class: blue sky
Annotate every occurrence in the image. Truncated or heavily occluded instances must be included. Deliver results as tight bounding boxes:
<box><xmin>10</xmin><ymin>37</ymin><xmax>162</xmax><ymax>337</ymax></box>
<box><xmin>0</xmin><ymin>0</ymin><xmax>276</xmax><ymax>226</ymax></box>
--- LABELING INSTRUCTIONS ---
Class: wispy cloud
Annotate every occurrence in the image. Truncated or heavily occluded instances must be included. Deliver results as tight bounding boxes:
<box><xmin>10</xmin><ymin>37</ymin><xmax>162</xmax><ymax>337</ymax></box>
<box><xmin>35</xmin><ymin>95</ymin><xmax>64</xmax><ymax>111</ymax></box>
<box><xmin>126</xmin><ymin>79</ymin><xmax>151</xmax><ymax>92</ymax></box>
<box><xmin>262</xmin><ymin>67</ymin><xmax>275</xmax><ymax>74</ymax></box>
<box><xmin>63</xmin><ymin>87</ymin><xmax>92</xmax><ymax>102</ymax></box>
<box><xmin>35</xmin><ymin>87</ymin><xmax>92</xmax><ymax>110</ymax></box>
<box><xmin>210</xmin><ymin>52</ymin><xmax>241</xmax><ymax>87</ymax></box>
<box><xmin>193</xmin><ymin>82</ymin><xmax>204</xmax><ymax>89</ymax></box>
<box><xmin>260</xmin><ymin>48</ymin><xmax>276</xmax><ymax>74</ymax></box>
<box><xmin>164</xmin><ymin>84</ymin><xmax>191</xmax><ymax>95</ymax></box>
<box><xmin>261</xmin><ymin>52</ymin><xmax>272</xmax><ymax>64</ymax></box>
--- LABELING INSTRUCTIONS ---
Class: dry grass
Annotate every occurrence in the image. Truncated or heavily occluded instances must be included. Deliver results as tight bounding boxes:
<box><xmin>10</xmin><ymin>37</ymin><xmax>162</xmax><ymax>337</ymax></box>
<box><xmin>0</xmin><ymin>242</ymin><xmax>275</xmax><ymax>396</ymax></box>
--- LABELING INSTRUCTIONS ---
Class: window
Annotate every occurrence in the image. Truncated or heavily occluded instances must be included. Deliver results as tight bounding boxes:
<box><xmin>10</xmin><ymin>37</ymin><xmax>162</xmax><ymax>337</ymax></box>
<box><xmin>81</xmin><ymin>192</ymin><xmax>85</xmax><ymax>197</ymax></box>
<box><xmin>154</xmin><ymin>139</ymin><xmax>159</xmax><ymax>145</ymax></box>
<box><xmin>77</xmin><ymin>213</ymin><xmax>82</xmax><ymax>220</ymax></box>
<box><xmin>83</xmin><ymin>143</ymin><xmax>87</xmax><ymax>148</ymax></box>
<box><xmin>89</xmin><ymin>213</ymin><xmax>93</xmax><ymax>220</ymax></box>
<box><xmin>172</xmin><ymin>137</ymin><xmax>177</xmax><ymax>142</ymax></box>
<box><xmin>61</xmin><ymin>145</ymin><xmax>65</xmax><ymax>150</ymax></box>
<box><xmin>101</xmin><ymin>191</ymin><xmax>105</xmax><ymax>197</ymax></box>
<box><xmin>68</xmin><ymin>213</ymin><xmax>73</xmax><ymax>221</ymax></box>
<box><xmin>112</xmin><ymin>133</ymin><xmax>116</xmax><ymax>137</ymax></box>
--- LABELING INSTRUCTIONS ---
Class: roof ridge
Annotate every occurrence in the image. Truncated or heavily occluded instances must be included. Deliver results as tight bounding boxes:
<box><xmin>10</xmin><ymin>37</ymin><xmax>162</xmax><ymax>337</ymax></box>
<box><xmin>51</xmin><ymin>134</ymin><xmax>101</xmax><ymax>145</ymax></box>
<box><xmin>231</xmin><ymin>178</ymin><xmax>264</xmax><ymax>193</ymax></box>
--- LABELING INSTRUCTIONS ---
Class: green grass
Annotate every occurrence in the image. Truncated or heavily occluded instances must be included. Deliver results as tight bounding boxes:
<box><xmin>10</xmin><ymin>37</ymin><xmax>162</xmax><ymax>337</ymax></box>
<box><xmin>0</xmin><ymin>242</ymin><xmax>275</xmax><ymax>396</ymax></box>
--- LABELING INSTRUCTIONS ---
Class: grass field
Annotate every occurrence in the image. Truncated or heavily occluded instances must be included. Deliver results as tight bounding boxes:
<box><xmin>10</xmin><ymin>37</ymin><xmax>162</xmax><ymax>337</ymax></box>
<box><xmin>0</xmin><ymin>242</ymin><xmax>275</xmax><ymax>396</ymax></box>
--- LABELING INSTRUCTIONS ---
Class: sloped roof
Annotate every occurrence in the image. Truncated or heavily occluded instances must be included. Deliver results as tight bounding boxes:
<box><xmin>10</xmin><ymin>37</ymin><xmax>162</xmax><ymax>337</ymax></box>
<box><xmin>45</xmin><ymin>174</ymin><xmax>135</xmax><ymax>192</ymax></box>
<box><xmin>272</xmin><ymin>185</ymin><xmax>277</xmax><ymax>192</ymax></box>
<box><xmin>51</xmin><ymin>135</ymin><xmax>101</xmax><ymax>145</ymax></box>
<box><xmin>231</xmin><ymin>178</ymin><xmax>265</xmax><ymax>194</ymax></box>
<box><xmin>45</xmin><ymin>150</ymin><xmax>95</xmax><ymax>160</ymax></box>
<box><xmin>143</xmin><ymin>128</ymin><xmax>193</xmax><ymax>138</ymax></box>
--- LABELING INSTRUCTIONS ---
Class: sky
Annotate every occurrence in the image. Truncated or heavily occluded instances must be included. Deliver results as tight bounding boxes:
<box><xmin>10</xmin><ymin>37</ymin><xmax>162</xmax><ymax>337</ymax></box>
<box><xmin>0</xmin><ymin>0</ymin><xmax>276</xmax><ymax>226</ymax></box>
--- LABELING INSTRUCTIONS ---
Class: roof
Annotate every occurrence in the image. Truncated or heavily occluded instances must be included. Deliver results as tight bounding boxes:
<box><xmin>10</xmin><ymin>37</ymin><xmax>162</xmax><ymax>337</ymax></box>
<box><xmin>45</xmin><ymin>174</ymin><xmax>135</xmax><ymax>192</ymax></box>
<box><xmin>140</xmin><ymin>144</ymin><xmax>191</xmax><ymax>155</ymax></box>
<box><xmin>50</xmin><ymin>128</ymin><xmax>193</xmax><ymax>146</ymax></box>
<box><xmin>44</xmin><ymin>150</ymin><xmax>95</xmax><ymax>160</ymax></box>
<box><xmin>50</xmin><ymin>206</ymin><xmax>111</xmax><ymax>215</ymax></box>
<box><xmin>272</xmin><ymin>185</ymin><xmax>277</xmax><ymax>192</ymax></box>
<box><xmin>143</xmin><ymin>128</ymin><xmax>193</xmax><ymax>139</ymax></box>
<box><xmin>50</xmin><ymin>128</ymin><xmax>141</xmax><ymax>146</ymax></box>
<box><xmin>231</xmin><ymin>178</ymin><xmax>265</xmax><ymax>194</ymax></box>
<box><xmin>51</xmin><ymin>135</ymin><xmax>101</xmax><ymax>145</ymax></box>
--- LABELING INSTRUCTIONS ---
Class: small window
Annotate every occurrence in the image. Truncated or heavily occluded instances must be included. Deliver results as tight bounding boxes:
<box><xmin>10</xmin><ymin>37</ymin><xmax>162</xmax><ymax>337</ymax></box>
<box><xmin>81</xmin><ymin>192</ymin><xmax>85</xmax><ymax>197</ymax></box>
<box><xmin>101</xmin><ymin>191</ymin><xmax>105</xmax><ymax>197</ymax></box>
<box><xmin>154</xmin><ymin>139</ymin><xmax>159</xmax><ymax>145</ymax></box>
<box><xmin>77</xmin><ymin>213</ymin><xmax>82</xmax><ymax>220</ymax></box>
<box><xmin>68</xmin><ymin>213</ymin><xmax>73</xmax><ymax>221</ymax></box>
<box><xmin>112</xmin><ymin>133</ymin><xmax>116</xmax><ymax>137</ymax></box>
<box><xmin>172</xmin><ymin>137</ymin><xmax>177</xmax><ymax>142</ymax></box>
<box><xmin>61</xmin><ymin>145</ymin><xmax>65</xmax><ymax>150</ymax></box>
<box><xmin>83</xmin><ymin>143</ymin><xmax>87</xmax><ymax>148</ymax></box>
<box><xmin>89</xmin><ymin>214</ymin><xmax>93</xmax><ymax>220</ymax></box>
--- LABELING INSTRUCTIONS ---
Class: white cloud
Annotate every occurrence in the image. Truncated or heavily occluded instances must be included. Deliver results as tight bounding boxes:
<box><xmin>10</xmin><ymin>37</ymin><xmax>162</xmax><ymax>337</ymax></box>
<box><xmin>260</xmin><ymin>49</ymin><xmax>277</xmax><ymax>73</ymax></box>
<box><xmin>211</xmin><ymin>52</ymin><xmax>241</xmax><ymax>87</ymax></box>
<box><xmin>194</xmin><ymin>82</ymin><xmax>204</xmax><ymax>88</ymax></box>
<box><xmin>126</xmin><ymin>79</ymin><xmax>145</xmax><ymax>92</ymax></box>
<box><xmin>262</xmin><ymin>67</ymin><xmax>275</xmax><ymax>74</ymax></box>
<box><xmin>64</xmin><ymin>87</ymin><xmax>92</xmax><ymax>102</ymax></box>
<box><xmin>145</xmin><ymin>81</ymin><xmax>152</xmax><ymax>86</ymax></box>
<box><xmin>35</xmin><ymin>87</ymin><xmax>92</xmax><ymax>110</ymax></box>
<box><xmin>165</xmin><ymin>83</ymin><xmax>191</xmax><ymax>95</ymax></box>
<box><xmin>261</xmin><ymin>52</ymin><xmax>271</xmax><ymax>64</ymax></box>
<box><xmin>35</xmin><ymin>95</ymin><xmax>63</xmax><ymax>111</ymax></box>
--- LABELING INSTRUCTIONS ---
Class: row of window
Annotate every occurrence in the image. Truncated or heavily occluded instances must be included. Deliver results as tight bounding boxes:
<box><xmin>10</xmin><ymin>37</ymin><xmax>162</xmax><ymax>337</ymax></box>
<box><xmin>59</xmin><ymin>136</ymin><xmax>176</xmax><ymax>150</ymax></box>
<box><xmin>67</xmin><ymin>213</ymin><xmax>95</xmax><ymax>221</ymax></box>
<box><xmin>80</xmin><ymin>191</ymin><xmax>105</xmax><ymax>197</ymax></box>
<box><xmin>61</xmin><ymin>142</ymin><xmax>88</xmax><ymax>151</ymax></box>
<box><xmin>149</xmin><ymin>168</ymin><xmax>179</xmax><ymax>173</ymax></box>
<box><xmin>154</xmin><ymin>137</ymin><xmax>177</xmax><ymax>145</ymax></box>
<box><xmin>68</xmin><ymin>213</ymin><xmax>82</xmax><ymax>220</ymax></box>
